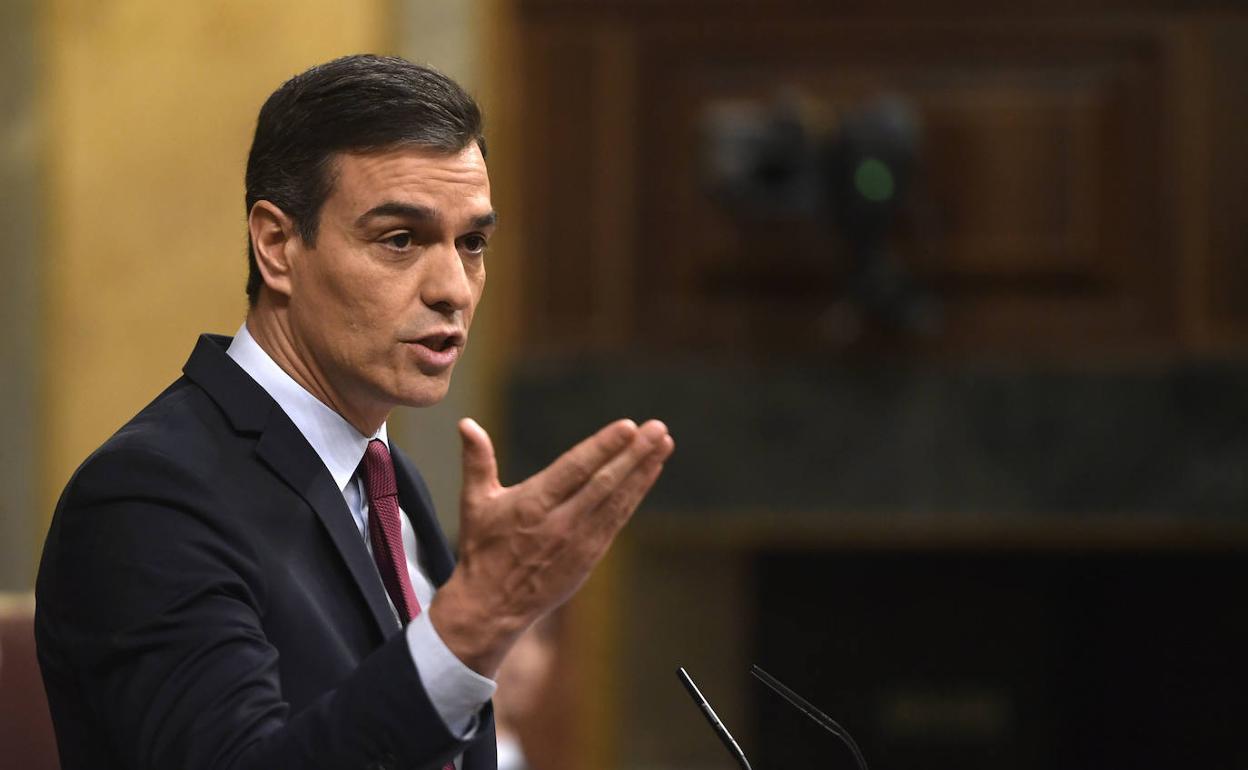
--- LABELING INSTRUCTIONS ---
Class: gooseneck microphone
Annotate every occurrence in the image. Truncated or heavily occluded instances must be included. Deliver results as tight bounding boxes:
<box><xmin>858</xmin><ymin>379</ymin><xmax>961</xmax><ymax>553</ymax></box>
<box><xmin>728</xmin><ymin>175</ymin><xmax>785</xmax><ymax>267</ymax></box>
<box><xmin>676</xmin><ymin>667</ymin><xmax>753</xmax><ymax>770</ymax></box>
<box><xmin>750</xmin><ymin>664</ymin><xmax>869</xmax><ymax>770</ymax></box>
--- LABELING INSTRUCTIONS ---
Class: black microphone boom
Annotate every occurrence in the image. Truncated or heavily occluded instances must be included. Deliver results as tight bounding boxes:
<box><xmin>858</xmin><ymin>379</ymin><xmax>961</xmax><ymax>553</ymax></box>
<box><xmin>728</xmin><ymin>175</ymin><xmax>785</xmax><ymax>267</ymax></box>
<box><xmin>750</xmin><ymin>664</ymin><xmax>869</xmax><ymax>770</ymax></box>
<box><xmin>676</xmin><ymin>667</ymin><xmax>753</xmax><ymax>770</ymax></box>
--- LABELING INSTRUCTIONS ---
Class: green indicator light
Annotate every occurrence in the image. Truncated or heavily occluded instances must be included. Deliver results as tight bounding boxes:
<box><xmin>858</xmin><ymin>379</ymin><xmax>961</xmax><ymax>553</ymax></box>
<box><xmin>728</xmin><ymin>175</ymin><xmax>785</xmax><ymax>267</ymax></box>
<box><xmin>854</xmin><ymin>157</ymin><xmax>895</xmax><ymax>203</ymax></box>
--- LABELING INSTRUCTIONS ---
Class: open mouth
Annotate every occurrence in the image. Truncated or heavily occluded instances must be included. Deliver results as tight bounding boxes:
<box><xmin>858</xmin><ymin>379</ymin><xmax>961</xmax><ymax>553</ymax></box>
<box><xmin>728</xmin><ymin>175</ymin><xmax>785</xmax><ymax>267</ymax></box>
<box><xmin>411</xmin><ymin>331</ymin><xmax>464</xmax><ymax>352</ymax></box>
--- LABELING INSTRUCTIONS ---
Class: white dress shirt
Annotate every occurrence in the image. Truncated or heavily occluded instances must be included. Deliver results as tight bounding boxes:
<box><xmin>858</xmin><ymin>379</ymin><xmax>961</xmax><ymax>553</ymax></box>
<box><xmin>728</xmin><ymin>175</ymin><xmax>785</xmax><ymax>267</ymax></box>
<box><xmin>227</xmin><ymin>324</ymin><xmax>495</xmax><ymax>753</ymax></box>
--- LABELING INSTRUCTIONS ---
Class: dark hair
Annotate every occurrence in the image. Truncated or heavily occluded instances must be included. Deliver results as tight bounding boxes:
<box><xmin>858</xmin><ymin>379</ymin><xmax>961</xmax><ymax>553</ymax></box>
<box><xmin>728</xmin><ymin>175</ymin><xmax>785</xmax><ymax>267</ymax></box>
<box><xmin>244</xmin><ymin>54</ymin><xmax>486</xmax><ymax>305</ymax></box>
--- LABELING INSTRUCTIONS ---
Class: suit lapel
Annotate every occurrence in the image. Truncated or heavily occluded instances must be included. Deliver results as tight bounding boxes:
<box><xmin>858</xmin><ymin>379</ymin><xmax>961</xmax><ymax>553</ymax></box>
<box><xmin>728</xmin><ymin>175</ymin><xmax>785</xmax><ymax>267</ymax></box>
<box><xmin>392</xmin><ymin>447</ymin><xmax>457</xmax><ymax>586</ymax></box>
<box><xmin>255</xmin><ymin>418</ymin><xmax>400</xmax><ymax>638</ymax></box>
<box><xmin>184</xmin><ymin>334</ymin><xmax>399</xmax><ymax>639</ymax></box>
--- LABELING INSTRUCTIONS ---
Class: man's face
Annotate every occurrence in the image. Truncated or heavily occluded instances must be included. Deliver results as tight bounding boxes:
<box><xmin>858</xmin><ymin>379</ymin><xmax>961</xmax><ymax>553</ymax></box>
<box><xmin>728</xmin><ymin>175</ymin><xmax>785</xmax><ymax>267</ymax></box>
<box><xmin>284</xmin><ymin>143</ymin><xmax>494</xmax><ymax>423</ymax></box>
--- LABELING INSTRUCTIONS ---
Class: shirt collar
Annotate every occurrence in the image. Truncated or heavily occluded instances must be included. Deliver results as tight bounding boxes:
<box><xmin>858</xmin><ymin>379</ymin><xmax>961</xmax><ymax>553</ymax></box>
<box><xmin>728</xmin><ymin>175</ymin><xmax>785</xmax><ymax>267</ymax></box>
<box><xmin>226</xmin><ymin>323</ymin><xmax>387</xmax><ymax>493</ymax></box>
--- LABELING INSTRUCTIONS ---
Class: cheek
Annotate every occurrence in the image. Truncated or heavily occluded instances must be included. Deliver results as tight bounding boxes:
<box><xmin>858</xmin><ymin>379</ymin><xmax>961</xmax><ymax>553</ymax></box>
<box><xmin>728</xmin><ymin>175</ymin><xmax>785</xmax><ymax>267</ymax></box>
<box><xmin>465</xmin><ymin>272</ymin><xmax>486</xmax><ymax>327</ymax></box>
<box><xmin>295</xmin><ymin>276</ymin><xmax>388</xmax><ymax>371</ymax></box>
<box><xmin>317</xmin><ymin>261</ymin><xmax>390</xmax><ymax>332</ymax></box>
<box><xmin>297</xmin><ymin>251</ymin><xmax>359</xmax><ymax>316</ymax></box>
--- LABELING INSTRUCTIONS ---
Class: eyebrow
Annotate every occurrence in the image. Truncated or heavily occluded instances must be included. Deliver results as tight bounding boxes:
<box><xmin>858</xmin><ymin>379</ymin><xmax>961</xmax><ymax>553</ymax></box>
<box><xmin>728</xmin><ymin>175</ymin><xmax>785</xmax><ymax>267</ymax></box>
<box><xmin>355</xmin><ymin>201</ymin><xmax>498</xmax><ymax>230</ymax></box>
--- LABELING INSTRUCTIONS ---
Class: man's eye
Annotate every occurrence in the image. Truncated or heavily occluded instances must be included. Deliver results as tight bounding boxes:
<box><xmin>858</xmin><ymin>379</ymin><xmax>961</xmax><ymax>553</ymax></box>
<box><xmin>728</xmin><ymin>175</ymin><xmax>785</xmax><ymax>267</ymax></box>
<box><xmin>460</xmin><ymin>234</ymin><xmax>488</xmax><ymax>255</ymax></box>
<box><xmin>382</xmin><ymin>232</ymin><xmax>413</xmax><ymax>250</ymax></box>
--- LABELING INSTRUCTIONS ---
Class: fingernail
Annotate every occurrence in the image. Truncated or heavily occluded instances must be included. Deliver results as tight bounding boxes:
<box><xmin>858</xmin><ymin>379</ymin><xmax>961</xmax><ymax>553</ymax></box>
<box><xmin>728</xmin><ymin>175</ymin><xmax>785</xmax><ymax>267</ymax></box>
<box><xmin>641</xmin><ymin>420</ymin><xmax>667</xmax><ymax>441</ymax></box>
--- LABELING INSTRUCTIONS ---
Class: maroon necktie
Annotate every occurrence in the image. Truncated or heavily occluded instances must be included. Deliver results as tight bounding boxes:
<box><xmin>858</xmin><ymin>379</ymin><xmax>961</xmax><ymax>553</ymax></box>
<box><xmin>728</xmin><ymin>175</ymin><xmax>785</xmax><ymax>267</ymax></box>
<box><xmin>362</xmin><ymin>440</ymin><xmax>458</xmax><ymax>770</ymax></box>
<box><xmin>362</xmin><ymin>439</ymin><xmax>421</xmax><ymax>622</ymax></box>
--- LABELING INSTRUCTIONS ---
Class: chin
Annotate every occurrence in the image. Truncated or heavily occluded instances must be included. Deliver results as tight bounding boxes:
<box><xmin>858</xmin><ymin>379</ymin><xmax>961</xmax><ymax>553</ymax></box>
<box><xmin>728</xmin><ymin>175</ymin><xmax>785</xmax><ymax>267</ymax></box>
<box><xmin>400</xmin><ymin>394</ymin><xmax>449</xmax><ymax>409</ymax></box>
<box><xmin>393</xmin><ymin>380</ymin><xmax>452</xmax><ymax>409</ymax></box>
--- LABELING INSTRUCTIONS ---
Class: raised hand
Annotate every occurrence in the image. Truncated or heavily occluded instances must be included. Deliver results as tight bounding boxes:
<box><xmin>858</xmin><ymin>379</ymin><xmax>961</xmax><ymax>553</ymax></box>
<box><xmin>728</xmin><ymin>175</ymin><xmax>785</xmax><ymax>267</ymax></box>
<box><xmin>429</xmin><ymin>417</ymin><xmax>674</xmax><ymax>677</ymax></box>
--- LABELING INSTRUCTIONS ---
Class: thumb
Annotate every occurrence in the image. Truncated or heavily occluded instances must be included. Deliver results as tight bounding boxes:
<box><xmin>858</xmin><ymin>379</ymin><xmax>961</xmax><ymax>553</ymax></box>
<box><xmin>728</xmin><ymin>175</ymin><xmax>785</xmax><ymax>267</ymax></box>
<box><xmin>459</xmin><ymin>417</ymin><xmax>500</xmax><ymax>502</ymax></box>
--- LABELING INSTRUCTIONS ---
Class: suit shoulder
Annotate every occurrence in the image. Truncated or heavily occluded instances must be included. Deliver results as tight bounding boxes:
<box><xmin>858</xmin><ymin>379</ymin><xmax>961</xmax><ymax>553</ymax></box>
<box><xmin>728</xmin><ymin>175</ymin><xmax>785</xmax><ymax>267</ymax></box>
<box><xmin>43</xmin><ymin>374</ymin><xmax>266</xmax><ymax>606</ymax></box>
<box><xmin>61</xmin><ymin>375</ymin><xmax>242</xmax><ymax>509</ymax></box>
<box><xmin>116</xmin><ymin>374</ymin><xmax>234</xmax><ymax>452</ymax></box>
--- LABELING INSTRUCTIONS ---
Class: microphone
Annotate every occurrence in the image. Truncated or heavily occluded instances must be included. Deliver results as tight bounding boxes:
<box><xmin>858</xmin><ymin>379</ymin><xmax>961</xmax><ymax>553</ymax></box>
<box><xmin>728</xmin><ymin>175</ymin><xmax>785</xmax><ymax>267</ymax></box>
<box><xmin>676</xmin><ymin>666</ymin><xmax>753</xmax><ymax>770</ymax></box>
<box><xmin>750</xmin><ymin>664</ymin><xmax>869</xmax><ymax>770</ymax></box>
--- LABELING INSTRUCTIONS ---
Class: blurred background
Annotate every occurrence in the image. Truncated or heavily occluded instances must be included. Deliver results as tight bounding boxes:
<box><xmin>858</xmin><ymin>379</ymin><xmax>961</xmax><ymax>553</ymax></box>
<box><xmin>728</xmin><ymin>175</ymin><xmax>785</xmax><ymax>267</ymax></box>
<box><xmin>2</xmin><ymin>1</ymin><xmax>1248</xmax><ymax>769</ymax></box>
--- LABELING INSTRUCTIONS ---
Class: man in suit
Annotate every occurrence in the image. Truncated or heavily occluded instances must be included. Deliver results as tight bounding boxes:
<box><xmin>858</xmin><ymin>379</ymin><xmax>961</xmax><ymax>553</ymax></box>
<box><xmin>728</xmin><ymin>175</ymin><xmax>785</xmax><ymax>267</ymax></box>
<box><xmin>35</xmin><ymin>55</ymin><xmax>674</xmax><ymax>770</ymax></box>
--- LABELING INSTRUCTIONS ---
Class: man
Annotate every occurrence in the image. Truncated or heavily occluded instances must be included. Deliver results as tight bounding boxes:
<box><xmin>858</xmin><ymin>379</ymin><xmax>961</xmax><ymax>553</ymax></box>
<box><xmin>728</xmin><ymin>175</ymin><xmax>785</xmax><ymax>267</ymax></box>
<box><xmin>35</xmin><ymin>55</ymin><xmax>673</xmax><ymax>770</ymax></box>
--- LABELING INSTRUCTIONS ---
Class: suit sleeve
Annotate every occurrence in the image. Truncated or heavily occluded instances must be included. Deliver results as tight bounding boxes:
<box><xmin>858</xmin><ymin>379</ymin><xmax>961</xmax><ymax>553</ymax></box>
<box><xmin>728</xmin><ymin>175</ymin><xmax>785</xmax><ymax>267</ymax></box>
<box><xmin>39</xmin><ymin>444</ymin><xmax>480</xmax><ymax>770</ymax></box>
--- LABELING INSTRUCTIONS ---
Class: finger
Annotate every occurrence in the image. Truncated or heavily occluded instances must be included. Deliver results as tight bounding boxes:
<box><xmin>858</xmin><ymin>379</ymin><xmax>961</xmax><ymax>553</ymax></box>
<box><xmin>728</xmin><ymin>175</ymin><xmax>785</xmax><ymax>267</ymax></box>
<box><xmin>559</xmin><ymin>420</ymin><xmax>670</xmax><ymax>516</ymax></box>
<box><xmin>534</xmin><ymin>418</ymin><xmax>639</xmax><ymax>503</ymax></box>
<box><xmin>587</xmin><ymin>437</ymin><xmax>673</xmax><ymax>537</ymax></box>
<box><xmin>459</xmin><ymin>418</ymin><xmax>500</xmax><ymax>504</ymax></box>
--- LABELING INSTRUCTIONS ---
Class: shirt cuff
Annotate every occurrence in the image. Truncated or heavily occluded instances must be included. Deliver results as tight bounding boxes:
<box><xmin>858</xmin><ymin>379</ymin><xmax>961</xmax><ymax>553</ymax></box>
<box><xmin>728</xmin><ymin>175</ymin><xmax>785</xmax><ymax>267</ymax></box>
<box><xmin>405</xmin><ymin>611</ymin><xmax>497</xmax><ymax>737</ymax></box>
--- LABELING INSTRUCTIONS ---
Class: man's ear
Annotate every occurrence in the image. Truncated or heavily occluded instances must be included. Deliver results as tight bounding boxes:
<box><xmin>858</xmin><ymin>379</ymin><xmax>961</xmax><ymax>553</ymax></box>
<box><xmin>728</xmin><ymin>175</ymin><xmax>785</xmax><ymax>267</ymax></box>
<box><xmin>248</xmin><ymin>200</ymin><xmax>300</xmax><ymax>299</ymax></box>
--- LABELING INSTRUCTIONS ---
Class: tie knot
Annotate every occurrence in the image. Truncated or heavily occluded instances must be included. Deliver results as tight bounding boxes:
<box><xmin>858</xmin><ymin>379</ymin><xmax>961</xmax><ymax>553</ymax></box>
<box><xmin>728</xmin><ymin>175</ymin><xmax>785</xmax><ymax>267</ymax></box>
<box><xmin>362</xmin><ymin>438</ymin><xmax>398</xmax><ymax>499</ymax></box>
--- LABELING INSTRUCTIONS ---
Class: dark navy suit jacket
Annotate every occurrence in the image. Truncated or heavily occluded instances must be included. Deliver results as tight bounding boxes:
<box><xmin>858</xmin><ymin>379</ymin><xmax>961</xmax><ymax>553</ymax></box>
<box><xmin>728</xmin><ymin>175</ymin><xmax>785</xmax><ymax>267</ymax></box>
<box><xmin>36</xmin><ymin>334</ymin><xmax>496</xmax><ymax>770</ymax></box>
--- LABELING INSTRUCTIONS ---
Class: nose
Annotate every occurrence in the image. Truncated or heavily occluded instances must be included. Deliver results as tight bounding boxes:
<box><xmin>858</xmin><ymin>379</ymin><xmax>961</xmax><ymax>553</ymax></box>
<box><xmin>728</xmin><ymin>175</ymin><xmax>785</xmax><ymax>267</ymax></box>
<box><xmin>420</xmin><ymin>242</ymin><xmax>475</xmax><ymax>317</ymax></box>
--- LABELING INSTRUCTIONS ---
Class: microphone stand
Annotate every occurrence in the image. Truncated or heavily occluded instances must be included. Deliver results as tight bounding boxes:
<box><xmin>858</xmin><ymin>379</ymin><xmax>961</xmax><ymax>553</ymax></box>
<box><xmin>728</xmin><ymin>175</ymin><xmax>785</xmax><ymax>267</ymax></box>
<box><xmin>677</xmin><ymin>664</ymin><xmax>869</xmax><ymax>770</ymax></box>
<box><xmin>677</xmin><ymin>667</ymin><xmax>753</xmax><ymax>770</ymax></box>
<box><xmin>751</xmin><ymin>665</ymin><xmax>869</xmax><ymax>770</ymax></box>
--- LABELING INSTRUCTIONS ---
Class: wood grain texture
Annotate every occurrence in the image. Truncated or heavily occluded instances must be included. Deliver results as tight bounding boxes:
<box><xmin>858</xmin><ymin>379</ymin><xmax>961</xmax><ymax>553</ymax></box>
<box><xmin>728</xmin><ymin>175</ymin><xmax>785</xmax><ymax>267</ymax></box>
<box><xmin>515</xmin><ymin>17</ymin><xmax>1206</xmax><ymax>360</ymax></box>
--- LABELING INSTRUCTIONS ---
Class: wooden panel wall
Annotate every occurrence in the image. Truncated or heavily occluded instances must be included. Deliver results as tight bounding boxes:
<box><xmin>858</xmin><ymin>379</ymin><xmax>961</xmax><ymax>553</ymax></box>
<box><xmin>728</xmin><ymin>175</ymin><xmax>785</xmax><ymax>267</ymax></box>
<box><xmin>512</xmin><ymin>3</ymin><xmax>1247</xmax><ymax>363</ymax></box>
<box><xmin>1199</xmin><ymin>19</ymin><xmax>1248</xmax><ymax>349</ymax></box>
